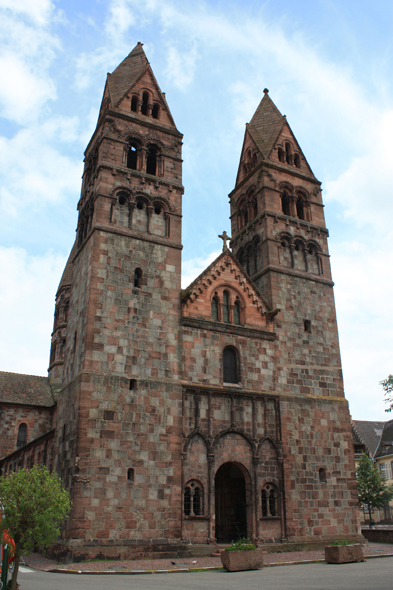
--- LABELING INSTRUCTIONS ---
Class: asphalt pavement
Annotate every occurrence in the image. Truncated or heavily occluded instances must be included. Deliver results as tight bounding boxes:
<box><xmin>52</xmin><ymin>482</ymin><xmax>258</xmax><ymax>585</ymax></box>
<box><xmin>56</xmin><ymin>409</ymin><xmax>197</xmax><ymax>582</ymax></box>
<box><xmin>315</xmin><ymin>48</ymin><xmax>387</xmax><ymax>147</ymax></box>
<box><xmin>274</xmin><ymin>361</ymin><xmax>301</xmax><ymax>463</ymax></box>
<box><xmin>17</xmin><ymin>557</ymin><xmax>393</xmax><ymax>590</ymax></box>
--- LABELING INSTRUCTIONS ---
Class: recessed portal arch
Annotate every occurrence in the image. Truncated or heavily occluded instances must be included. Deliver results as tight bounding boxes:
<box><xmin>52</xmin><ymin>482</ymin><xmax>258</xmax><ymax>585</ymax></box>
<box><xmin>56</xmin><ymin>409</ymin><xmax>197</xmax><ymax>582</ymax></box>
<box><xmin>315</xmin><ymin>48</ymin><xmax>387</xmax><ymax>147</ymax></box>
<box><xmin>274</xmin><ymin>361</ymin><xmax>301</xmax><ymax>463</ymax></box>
<box><xmin>215</xmin><ymin>461</ymin><xmax>251</xmax><ymax>543</ymax></box>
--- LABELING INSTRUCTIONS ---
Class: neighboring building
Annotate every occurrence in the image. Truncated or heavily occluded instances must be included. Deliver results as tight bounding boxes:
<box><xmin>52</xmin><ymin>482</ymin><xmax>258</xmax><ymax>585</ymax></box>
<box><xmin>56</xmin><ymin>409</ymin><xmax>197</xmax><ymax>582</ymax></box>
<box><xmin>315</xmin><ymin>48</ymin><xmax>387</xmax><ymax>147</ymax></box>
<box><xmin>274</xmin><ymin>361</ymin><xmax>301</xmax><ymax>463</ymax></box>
<box><xmin>0</xmin><ymin>43</ymin><xmax>361</xmax><ymax>559</ymax></box>
<box><xmin>352</xmin><ymin>419</ymin><xmax>393</xmax><ymax>523</ymax></box>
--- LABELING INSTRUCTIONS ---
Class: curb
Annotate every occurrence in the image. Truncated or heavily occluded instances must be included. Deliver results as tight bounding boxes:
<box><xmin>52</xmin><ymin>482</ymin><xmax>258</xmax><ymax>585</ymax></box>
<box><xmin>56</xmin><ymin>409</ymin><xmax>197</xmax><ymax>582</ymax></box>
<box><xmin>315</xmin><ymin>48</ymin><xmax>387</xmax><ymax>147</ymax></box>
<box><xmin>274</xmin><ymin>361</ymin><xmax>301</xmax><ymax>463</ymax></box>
<box><xmin>40</xmin><ymin>553</ymin><xmax>393</xmax><ymax>575</ymax></box>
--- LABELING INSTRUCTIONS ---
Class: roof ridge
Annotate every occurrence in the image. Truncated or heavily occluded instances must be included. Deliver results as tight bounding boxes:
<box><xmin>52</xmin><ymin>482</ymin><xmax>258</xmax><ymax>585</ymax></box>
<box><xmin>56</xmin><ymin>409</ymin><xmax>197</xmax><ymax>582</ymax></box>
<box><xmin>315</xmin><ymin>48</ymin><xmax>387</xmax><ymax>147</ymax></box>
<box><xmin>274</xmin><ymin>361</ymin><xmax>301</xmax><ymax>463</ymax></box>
<box><xmin>0</xmin><ymin>370</ymin><xmax>48</xmax><ymax>378</ymax></box>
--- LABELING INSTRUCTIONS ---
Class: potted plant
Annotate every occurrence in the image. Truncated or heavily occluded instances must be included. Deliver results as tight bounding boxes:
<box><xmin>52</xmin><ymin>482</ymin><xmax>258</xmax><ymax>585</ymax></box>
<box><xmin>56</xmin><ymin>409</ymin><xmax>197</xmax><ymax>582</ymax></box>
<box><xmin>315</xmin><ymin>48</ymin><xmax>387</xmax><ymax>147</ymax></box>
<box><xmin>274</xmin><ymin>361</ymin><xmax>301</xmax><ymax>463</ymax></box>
<box><xmin>221</xmin><ymin>538</ymin><xmax>264</xmax><ymax>572</ymax></box>
<box><xmin>325</xmin><ymin>540</ymin><xmax>365</xmax><ymax>564</ymax></box>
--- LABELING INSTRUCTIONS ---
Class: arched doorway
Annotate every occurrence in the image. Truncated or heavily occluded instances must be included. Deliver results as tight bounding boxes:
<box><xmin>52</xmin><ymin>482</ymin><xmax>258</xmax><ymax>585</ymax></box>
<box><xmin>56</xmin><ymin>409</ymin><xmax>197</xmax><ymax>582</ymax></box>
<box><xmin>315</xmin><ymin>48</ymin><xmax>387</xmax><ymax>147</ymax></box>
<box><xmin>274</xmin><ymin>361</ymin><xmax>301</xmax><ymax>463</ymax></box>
<box><xmin>215</xmin><ymin>462</ymin><xmax>248</xmax><ymax>543</ymax></box>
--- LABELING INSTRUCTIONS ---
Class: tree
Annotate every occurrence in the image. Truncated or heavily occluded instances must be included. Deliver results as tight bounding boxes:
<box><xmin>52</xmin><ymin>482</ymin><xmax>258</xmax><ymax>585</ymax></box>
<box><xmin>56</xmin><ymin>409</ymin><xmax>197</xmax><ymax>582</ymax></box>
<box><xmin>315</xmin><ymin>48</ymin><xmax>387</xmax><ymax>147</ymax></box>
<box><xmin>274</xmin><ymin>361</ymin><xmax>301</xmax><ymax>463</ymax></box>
<box><xmin>380</xmin><ymin>374</ymin><xmax>393</xmax><ymax>412</ymax></box>
<box><xmin>0</xmin><ymin>465</ymin><xmax>71</xmax><ymax>590</ymax></box>
<box><xmin>356</xmin><ymin>453</ymin><xmax>393</xmax><ymax>528</ymax></box>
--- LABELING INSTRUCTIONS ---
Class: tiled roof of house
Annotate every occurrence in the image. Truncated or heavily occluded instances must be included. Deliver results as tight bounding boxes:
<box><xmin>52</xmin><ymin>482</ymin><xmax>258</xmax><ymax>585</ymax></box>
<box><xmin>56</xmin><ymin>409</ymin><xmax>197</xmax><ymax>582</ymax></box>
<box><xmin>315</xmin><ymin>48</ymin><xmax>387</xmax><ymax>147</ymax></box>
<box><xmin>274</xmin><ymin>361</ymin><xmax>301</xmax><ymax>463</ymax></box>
<box><xmin>352</xmin><ymin>420</ymin><xmax>385</xmax><ymax>458</ymax></box>
<box><xmin>0</xmin><ymin>372</ymin><xmax>55</xmax><ymax>407</ymax></box>
<box><xmin>375</xmin><ymin>419</ymin><xmax>393</xmax><ymax>459</ymax></box>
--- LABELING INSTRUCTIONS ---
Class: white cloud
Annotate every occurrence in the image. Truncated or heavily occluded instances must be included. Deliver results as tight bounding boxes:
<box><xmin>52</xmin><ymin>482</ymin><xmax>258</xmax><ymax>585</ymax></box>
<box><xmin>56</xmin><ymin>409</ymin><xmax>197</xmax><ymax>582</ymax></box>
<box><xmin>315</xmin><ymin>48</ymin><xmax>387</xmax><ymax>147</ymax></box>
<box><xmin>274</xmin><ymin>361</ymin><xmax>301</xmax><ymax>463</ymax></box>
<box><xmin>0</xmin><ymin>120</ymin><xmax>82</xmax><ymax>215</ymax></box>
<box><xmin>0</xmin><ymin>247</ymin><xmax>66</xmax><ymax>375</ymax></box>
<box><xmin>182</xmin><ymin>250</ymin><xmax>221</xmax><ymax>289</ymax></box>
<box><xmin>328</xmin><ymin>240</ymin><xmax>393</xmax><ymax>419</ymax></box>
<box><xmin>164</xmin><ymin>43</ymin><xmax>198</xmax><ymax>90</ymax></box>
<box><xmin>0</xmin><ymin>0</ymin><xmax>54</xmax><ymax>27</ymax></box>
<box><xmin>105</xmin><ymin>0</ymin><xmax>135</xmax><ymax>39</ymax></box>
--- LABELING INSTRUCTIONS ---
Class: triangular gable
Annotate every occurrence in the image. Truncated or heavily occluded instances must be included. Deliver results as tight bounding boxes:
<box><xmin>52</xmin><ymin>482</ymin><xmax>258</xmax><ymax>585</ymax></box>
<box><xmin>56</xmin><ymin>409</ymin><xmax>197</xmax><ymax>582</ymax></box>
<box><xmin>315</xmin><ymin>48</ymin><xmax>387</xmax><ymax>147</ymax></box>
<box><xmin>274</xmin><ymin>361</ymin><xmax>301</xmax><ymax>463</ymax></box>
<box><xmin>181</xmin><ymin>249</ymin><xmax>273</xmax><ymax>330</ymax></box>
<box><xmin>106</xmin><ymin>43</ymin><xmax>177</xmax><ymax>128</ymax></box>
<box><xmin>235</xmin><ymin>129</ymin><xmax>259</xmax><ymax>186</ymax></box>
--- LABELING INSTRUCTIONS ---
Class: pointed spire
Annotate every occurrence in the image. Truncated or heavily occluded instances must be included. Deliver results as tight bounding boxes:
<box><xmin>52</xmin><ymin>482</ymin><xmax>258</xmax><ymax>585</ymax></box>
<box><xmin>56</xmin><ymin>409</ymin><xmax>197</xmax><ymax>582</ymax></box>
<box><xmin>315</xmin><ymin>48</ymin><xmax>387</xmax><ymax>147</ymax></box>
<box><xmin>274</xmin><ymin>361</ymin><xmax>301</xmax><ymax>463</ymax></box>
<box><xmin>107</xmin><ymin>42</ymin><xmax>149</xmax><ymax>108</ymax></box>
<box><xmin>247</xmin><ymin>91</ymin><xmax>286</xmax><ymax>159</ymax></box>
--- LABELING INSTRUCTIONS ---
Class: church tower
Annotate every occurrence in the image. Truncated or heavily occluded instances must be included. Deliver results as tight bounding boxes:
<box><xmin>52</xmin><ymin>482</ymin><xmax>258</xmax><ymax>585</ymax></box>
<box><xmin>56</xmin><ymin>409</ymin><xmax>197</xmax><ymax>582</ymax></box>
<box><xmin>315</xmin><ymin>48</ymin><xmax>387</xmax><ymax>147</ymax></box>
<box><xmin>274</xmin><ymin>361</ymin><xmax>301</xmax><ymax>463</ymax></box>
<box><xmin>229</xmin><ymin>90</ymin><xmax>360</xmax><ymax>544</ymax></box>
<box><xmin>53</xmin><ymin>43</ymin><xmax>186</xmax><ymax>557</ymax></box>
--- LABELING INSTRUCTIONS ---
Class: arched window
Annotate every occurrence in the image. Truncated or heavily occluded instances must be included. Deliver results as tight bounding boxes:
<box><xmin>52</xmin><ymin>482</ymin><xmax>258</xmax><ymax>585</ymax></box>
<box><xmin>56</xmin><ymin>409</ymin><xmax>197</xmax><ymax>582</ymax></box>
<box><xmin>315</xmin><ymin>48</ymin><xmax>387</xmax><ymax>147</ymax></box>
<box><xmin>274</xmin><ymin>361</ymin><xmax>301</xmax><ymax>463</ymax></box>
<box><xmin>184</xmin><ymin>481</ymin><xmax>204</xmax><ymax>516</ymax></box>
<box><xmin>17</xmin><ymin>423</ymin><xmax>27</xmax><ymax>447</ymax></box>
<box><xmin>141</xmin><ymin>91</ymin><xmax>149</xmax><ymax>115</ymax></box>
<box><xmin>152</xmin><ymin>103</ymin><xmax>160</xmax><ymax>119</ymax></box>
<box><xmin>223</xmin><ymin>346</ymin><xmax>238</xmax><ymax>383</ymax></box>
<box><xmin>294</xmin><ymin>153</ymin><xmax>301</xmax><ymax>168</ymax></box>
<box><xmin>211</xmin><ymin>296</ymin><xmax>219</xmax><ymax>321</ymax></box>
<box><xmin>278</xmin><ymin>147</ymin><xmax>285</xmax><ymax>162</ymax></box>
<box><xmin>222</xmin><ymin>291</ymin><xmax>230</xmax><ymax>323</ymax></box>
<box><xmin>134</xmin><ymin>268</ymin><xmax>142</xmax><ymax>288</ymax></box>
<box><xmin>233</xmin><ymin>299</ymin><xmax>241</xmax><ymax>325</ymax></box>
<box><xmin>261</xmin><ymin>483</ymin><xmax>278</xmax><ymax>517</ymax></box>
<box><xmin>304</xmin><ymin>319</ymin><xmax>311</xmax><ymax>333</ymax></box>
<box><xmin>127</xmin><ymin>143</ymin><xmax>138</xmax><ymax>170</ymax></box>
<box><xmin>296</xmin><ymin>196</ymin><xmax>305</xmax><ymax>220</ymax></box>
<box><xmin>146</xmin><ymin>147</ymin><xmax>157</xmax><ymax>175</ymax></box>
<box><xmin>127</xmin><ymin>467</ymin><xmax>135</xmax><ymax>482</ymax></box>
<box><xmin>285</xmin><ymin>142</ymin><xmax>292</xmax><ymax>164</ymax></box>
<box><xmin>131</xmin><ymin>96</ymin><xmax>138</xmax><ymax>112</ymax></box>
<box><xmin>281</xmin><ymin>192</ymin><xmax>290</xmax><ymax>216</ymax></box>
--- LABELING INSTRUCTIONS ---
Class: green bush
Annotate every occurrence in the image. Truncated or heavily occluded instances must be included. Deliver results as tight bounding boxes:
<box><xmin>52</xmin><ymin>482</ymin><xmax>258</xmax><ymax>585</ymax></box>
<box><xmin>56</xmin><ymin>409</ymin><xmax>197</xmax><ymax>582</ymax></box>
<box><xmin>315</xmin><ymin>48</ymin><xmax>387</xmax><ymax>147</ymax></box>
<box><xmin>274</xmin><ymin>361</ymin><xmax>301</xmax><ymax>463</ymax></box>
<box><xmin>225</xmin><ymin>538</ymin><xmax>257</xmax><ymax>551</ymax></box>
<box><xmin>331</xmin><ymin>539</ymin><xmax>355</xmax><ymax>546</ymax></box>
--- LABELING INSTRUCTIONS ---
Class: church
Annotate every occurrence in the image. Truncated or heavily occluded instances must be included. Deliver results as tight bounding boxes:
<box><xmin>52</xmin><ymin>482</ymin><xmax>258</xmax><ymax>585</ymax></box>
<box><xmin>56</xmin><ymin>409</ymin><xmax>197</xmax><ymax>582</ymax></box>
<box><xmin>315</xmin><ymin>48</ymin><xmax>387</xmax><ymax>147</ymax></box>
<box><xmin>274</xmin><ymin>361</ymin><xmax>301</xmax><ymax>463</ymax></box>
<box><xmin>0</xmin><ymin>43</ymin><xmax>361</xmax><ymax>559</ymax></box>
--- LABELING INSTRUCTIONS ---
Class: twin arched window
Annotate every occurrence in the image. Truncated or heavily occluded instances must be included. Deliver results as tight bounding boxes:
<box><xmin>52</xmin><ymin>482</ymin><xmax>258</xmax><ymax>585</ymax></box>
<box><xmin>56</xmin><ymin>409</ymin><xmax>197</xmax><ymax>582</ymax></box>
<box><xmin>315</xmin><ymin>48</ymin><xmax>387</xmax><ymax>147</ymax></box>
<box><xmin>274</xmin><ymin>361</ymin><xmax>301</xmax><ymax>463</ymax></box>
<box><xmin>184</xmin><ymin>481</ymin><xmax>203</xmax><ymax>516</ymax></box>
<box><xmin>281</xmin><ymin>190</ymin><xmax>309</xmax><ymax>221</ymax></box>
<box><xmin>126</xmin><ymin>141</ymin><xmax>161</xmax><ymax>177</ymax></box>
<box><xmin>211</xmin><ymin>291</ymin><xmax>242</xmax><ymax>325</ymax></box>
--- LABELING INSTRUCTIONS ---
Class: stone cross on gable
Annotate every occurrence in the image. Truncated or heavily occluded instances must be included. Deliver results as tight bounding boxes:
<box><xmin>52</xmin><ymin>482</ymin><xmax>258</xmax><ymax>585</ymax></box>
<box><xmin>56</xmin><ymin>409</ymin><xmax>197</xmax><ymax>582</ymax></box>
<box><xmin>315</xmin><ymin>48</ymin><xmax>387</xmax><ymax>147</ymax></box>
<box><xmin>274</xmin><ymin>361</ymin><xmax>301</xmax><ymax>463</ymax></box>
<box><xmin>218</xmin><ymin>231</ymin><xmax>231</xmax><ymax>251</ymax></box>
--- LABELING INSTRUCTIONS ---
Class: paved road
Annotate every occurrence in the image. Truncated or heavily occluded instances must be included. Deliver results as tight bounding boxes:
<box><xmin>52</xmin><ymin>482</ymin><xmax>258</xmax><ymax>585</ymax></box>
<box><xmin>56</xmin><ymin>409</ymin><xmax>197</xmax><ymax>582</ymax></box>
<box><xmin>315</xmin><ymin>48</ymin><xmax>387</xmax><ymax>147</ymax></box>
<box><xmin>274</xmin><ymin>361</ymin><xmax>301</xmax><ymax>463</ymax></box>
<box><xmin>17</xmin><ymin>558</ymin><xmax>393</xmax><ymax>590</ymax></box>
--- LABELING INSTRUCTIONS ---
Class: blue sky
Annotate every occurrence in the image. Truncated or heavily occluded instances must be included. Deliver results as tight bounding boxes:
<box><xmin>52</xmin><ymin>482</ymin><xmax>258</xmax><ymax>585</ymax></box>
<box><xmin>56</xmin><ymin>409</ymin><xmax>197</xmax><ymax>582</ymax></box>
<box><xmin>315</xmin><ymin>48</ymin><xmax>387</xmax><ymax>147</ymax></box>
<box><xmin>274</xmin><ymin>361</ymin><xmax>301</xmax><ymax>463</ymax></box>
<box><xmin>0</xmin><ymin>0</ymin><xmax>392</xmax><ymax>420</ymax></box>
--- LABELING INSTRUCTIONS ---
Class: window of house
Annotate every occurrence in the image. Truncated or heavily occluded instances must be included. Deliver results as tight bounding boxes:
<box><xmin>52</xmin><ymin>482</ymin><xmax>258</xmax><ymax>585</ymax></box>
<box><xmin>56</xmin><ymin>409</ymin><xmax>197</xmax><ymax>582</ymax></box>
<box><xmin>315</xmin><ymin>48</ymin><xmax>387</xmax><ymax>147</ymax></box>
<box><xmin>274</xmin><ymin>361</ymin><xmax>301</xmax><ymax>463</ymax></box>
<box><xmin>304</xmin><ymin>319</ymin><xmax>311</xmax><ymax>333</ymax></box>
<box><xmin>134</xmin><ymin>268</ymin><xmax>142</xmax><ymax>289</ymax></box>
<box><xmin>223</xmin><ymin>346</ymin><xmax>238</xmax><ymax>383</ymax></box>
<box><xmin>380</xmin><ymin>463</ymin><xmax>388</xmax><ymax>479</ymax></box>
<box><xmin>261</xmin><ymin>483</ymin><xmax>278</xmax><ymax>517</ymax></box>
<box><xmin>296</xmin><ymin>197</ymin><xmax>305</xmax><ymax>220</ymax></box>
<box><xmin>184</xmin><ymin>481</ymin><xmax>203</xmax><ymax>516</ymax></box>
<box><xmin>278</xmin><ymin>147</ymin><xmax>285</xmax><ymax>162</ymax></box>
<box><xmin>127</xmin><ymin>468</ymin><xmax>135</xmax><ymax>482</ymax></box>
<box><xmin>285</xmin><ymin>142</ymin><xmax>292</xmax><ymax>164</ymax></box>
<box><xmin>294</xmin><ymin>153</ymin><xmax>301</xmax><ymax>168</ymax></box>
<box><xmin>17</xmin><ymin>423</ymin><xmax>27</xmax><ymax>447</ymax></box>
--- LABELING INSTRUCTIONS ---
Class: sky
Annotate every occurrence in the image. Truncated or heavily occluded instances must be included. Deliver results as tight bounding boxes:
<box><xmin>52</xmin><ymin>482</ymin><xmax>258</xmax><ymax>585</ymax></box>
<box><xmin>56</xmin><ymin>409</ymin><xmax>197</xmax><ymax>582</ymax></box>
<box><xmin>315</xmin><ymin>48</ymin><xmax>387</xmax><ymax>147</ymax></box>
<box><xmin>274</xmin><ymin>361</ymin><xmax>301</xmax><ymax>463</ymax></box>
<box><xmin>0</xmin><ymin>0</ymin><xmax>392</xmax><ymax>421</ymax></box>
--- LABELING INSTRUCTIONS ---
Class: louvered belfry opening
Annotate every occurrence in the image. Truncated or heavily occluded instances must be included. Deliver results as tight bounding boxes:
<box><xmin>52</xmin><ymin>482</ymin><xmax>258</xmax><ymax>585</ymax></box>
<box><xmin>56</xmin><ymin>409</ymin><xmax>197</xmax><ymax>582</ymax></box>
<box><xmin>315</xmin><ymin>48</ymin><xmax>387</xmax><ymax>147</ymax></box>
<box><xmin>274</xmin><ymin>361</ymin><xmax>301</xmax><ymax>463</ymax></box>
<box><xmin>223</xmin><ymin>346</ymin><xmax>238</xmax><ymax>383</ymax></box>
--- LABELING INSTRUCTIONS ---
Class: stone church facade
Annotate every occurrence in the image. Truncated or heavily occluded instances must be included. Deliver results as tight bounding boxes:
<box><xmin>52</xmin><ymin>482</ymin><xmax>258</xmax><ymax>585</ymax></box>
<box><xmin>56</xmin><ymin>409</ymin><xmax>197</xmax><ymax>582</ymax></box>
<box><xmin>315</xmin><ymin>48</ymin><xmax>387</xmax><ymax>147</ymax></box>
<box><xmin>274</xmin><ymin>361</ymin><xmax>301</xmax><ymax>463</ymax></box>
<box><xmin>0</xmin><ymin>43</ymin><xmax>361</xmax><ymax>559</ymax></box>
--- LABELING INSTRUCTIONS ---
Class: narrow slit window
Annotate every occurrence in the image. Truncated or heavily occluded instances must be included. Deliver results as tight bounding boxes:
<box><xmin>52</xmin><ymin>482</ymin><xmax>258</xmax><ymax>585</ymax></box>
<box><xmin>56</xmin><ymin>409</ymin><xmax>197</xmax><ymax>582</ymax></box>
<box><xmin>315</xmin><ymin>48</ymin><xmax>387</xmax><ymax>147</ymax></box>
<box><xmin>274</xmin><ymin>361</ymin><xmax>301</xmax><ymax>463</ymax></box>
<box><xmin>141</xmin><ymin>92</ymin><xmax>149</xmax><ymax>116</ymax></box>
<box><xmin>211</xmin><ymin>297</ymin><xmax>218</xmax><ymax>321</ymax></box>
<box><xmin>223</xmin><ymin>291</ymin><xmax>230</xmax><ymax>323</ymax></box>
<box><xmin>233</xmin><ymin>300</ymin><xmax>241</xmax><ymax>325</ymax></box>
<box><xmin>152</xmin><ymin>104</ymin><xmax>160</xmax><ymax>119</ymax></box>
<box><xmin>146</xmin><ymin>148</ymin><xmax>157</xmax><ymax>175</ymax></box>
<box><xmin>127</xmin><ymin>468</ymin><xmax>135</xmax><ymax>482</ymax></box>
<box><xmin>134</xmin><ymin>268</ymin><xmax>142</xmax><ymax>289</ymax></box>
